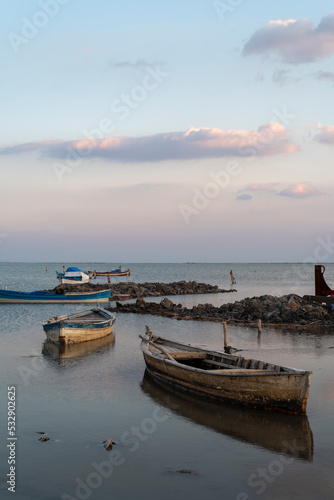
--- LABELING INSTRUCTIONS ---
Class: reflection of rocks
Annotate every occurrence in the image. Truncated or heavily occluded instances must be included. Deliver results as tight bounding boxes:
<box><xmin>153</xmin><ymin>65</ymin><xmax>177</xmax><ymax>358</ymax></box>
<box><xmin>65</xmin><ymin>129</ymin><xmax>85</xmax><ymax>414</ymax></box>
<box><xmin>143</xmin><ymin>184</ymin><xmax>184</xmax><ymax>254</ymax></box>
<box><xmin>108</xmin><ymin>294</ymin><xmax>334</xmax><ymax>328</ymax></box>
<box><xmin>48</xmin><ymin>281</ymin><xmax>236</xmax><ymax>300</ymax></box>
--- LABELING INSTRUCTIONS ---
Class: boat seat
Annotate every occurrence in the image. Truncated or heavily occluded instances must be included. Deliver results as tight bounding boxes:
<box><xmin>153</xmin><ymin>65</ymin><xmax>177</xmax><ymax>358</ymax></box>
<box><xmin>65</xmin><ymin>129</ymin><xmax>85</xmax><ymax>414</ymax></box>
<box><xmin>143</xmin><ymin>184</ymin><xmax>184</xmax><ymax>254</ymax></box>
<box><xmin>202</xmin><ymin>359</ymin><xmax>236</xmax><ymax>369</ymax></box>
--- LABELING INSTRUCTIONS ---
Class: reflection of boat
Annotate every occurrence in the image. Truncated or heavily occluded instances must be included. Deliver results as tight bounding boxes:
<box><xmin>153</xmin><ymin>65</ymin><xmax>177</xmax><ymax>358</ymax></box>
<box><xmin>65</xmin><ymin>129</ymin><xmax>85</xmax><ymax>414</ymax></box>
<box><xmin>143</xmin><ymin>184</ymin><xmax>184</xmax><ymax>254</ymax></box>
<box><xmin>42</xmin><ymin>335</ymin><xmax>114</xmax><ymax>366</ymax></box>
<box><xmin>88</xmin><ymin>266</ymin><xmax>131</xmax><ymax>277</ymax></box>
<box><xmin>141</xmin><ymin>372</ymin><xmax>313</xmax><ymax>460</ymax></box>
<box><xmin>56</xmin><ymin>267</ymin><xmax>90</xmax><ymax>284</ymax></box>
<box><xmin>43</xmin><ymin>307</ymin><xmax>116</xmax><ymax>344</ymax></box>
<box><xmin>304</xmin><ymin>265</ymin><xmax>334</xmax><ymax>306</ymax></box>
<box><xmin>0</xmin><ymin>289</ymin><xmax>111</xmax><ymax>303</ymax></box>
<box><xmin>140</xmin><ymin>328</ymin><xmax>312</xmax><ymax>414</ymax></box>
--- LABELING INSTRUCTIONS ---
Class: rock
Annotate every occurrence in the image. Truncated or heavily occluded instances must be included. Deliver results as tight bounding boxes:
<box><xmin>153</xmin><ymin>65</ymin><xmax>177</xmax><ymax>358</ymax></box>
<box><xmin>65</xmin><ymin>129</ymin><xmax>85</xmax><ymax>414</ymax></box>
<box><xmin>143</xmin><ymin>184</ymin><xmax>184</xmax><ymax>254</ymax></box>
<box><xmin>136</xmin><ymin>298</ymin><xmax>146</xmax><ymax>309</ymax></box>
<box><xmin>38</xmin><ymin>436</ymin><xmax>50</xmax><ymax>442</ymax></box>
<box><xmin>160</xmin><ymin>297</ymin><xmax>174</xmax><ymax>309</ymax></box>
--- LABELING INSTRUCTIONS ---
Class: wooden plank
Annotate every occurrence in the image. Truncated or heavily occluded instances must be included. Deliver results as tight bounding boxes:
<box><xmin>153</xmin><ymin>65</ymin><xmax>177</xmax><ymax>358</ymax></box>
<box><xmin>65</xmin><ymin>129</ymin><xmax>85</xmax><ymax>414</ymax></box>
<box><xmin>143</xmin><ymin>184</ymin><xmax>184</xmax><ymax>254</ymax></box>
<box><xmin>304</xmin><ymin>294</ymin><xmax>334</xmax><ymax>305</ymax></box>
<box><xmin>203</xmin><ymin>359</ymin><xmax>236</xmax><ymax>369</ymax></box>
<box><xmin>170</xmin><ymin>352</ymin><xmax>208</xmax><ymax>360</ymax></box>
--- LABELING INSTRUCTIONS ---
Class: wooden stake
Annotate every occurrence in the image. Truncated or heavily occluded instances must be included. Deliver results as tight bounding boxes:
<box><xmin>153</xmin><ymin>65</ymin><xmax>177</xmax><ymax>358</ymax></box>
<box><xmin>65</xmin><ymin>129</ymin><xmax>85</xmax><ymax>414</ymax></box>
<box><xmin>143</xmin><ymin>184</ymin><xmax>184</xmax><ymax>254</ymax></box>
<box><xmin>107</xmin><ymin>274</ymin><xmax>111</xmax><ymax>284</ymax></box>
<box><xmin>258</xmin><ymin>319</ymin><xmax>262</xmax><ymax>334</ymax></box>
<box><xmin>223</xmin><ymin>322</ymin><xmax>228</xmax><ymax>349</ymax></box>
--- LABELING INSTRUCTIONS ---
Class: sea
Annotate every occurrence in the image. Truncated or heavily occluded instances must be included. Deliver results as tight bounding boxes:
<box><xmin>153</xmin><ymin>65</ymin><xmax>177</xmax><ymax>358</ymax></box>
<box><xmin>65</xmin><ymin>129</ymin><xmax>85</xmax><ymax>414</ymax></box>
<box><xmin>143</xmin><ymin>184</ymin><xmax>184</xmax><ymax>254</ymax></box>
<box><xmin>0</xmin><ymin>262</ymin><xmax>333</xmax><ymax>500</ymax></box>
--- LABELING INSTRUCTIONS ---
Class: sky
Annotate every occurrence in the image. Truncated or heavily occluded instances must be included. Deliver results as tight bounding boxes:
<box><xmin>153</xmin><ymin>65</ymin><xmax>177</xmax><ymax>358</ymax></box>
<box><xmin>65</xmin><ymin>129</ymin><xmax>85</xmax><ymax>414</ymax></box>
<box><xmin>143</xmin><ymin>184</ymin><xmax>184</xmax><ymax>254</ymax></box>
<box><xmin>0</xmin><ymin>0</ymin><xmax>333</xmax><ymax>262</ymax></box>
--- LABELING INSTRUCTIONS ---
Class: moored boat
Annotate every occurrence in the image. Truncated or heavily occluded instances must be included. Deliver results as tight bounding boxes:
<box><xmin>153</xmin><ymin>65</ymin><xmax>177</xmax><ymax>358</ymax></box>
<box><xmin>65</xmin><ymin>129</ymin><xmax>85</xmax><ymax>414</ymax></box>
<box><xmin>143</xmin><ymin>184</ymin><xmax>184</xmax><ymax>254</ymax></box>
<box><xmin>0</xmin><ymin>288</ymin><xmax>111</xmax><ymax>303</ymax></box>
<box><xmin>43</xmin><ymin>307</ymin><xmax>116</xmax><ymax>344</ymax></box>
<box><xmin>140</xmin><ymin>327</ymin><xmax>312</xmax><ymax>414</ymax></box>
<box><xmin>56</xmin><ymin>267</ymin><xmax>90</xmax><ymax>284</ymax></box>
<box><xmin>88</xmin><ymin>266</ymin><xmax>131</xmax><ymax>277</ymax></box>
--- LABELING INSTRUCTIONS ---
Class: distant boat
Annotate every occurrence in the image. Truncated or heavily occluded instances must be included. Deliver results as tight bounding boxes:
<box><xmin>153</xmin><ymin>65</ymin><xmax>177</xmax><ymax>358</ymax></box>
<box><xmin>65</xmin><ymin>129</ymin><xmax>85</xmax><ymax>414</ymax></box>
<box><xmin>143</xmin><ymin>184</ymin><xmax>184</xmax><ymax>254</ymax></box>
<box><xmin>43</xmin><ymin>307</ymin><xmax>116</xmax><ymax>344</ymax></box>
<box><xmin>140</xmin><ymin>328</ymin><xmax>312</xmax><ymax>414</ymax></box>
<box><xmin>56</xmin><ymin>267</ymin><xmax>90</xmax><ymax>284</ymax></box>
<box><xmin>0</xmin><ymin>289</ymin><xmax>111</xmax><ymax>303</ymax></box>
<box><xmin>88</xmin><ymin>266</ymin><xmax>131</xmax><ymax>277</ymax></box>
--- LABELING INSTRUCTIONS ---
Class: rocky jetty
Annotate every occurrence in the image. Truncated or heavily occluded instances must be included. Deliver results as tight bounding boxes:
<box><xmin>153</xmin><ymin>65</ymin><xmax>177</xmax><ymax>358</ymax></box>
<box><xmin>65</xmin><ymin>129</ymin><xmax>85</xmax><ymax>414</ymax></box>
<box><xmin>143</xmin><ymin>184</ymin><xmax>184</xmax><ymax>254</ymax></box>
<box><xmin>108</xmin><ymin>294</ymin><xmax>334</xmax><ymax>328</ymax></box>
<box><xmin>49</xmin><ymin>281</ymin><xmax>236</xmax><ymax>300</ymax></box>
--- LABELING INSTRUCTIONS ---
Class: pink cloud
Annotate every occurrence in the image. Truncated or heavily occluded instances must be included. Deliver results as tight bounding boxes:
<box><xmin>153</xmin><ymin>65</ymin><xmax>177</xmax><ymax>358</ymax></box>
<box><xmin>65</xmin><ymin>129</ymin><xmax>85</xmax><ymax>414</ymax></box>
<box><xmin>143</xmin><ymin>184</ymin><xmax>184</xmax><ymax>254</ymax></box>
<box><xmin>0</xmin><ymin>123</ymin><xmax>299</xmax><ymax>163</ymax></box>
<box><xmin>279</xmin><ymin>183</ymin><xmax>325</xmax><ymax>198</ymax></box>
<box><xmin>243</xmin><ymin>12</ymin><xmax>334</xmax><ymax>64</ymax></box>
<box><xmin>316</xmin><ymin>125</ymin><xmax>334</xmax><ymax>144</ymax></box>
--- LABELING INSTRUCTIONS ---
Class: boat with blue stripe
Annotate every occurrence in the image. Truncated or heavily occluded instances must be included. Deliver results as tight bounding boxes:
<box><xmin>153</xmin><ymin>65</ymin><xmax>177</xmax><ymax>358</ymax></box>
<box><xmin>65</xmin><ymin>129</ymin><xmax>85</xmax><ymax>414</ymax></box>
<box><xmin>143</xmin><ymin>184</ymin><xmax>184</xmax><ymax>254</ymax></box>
<box><xmin>0</xmin><ymin>288</ymin><xmax>111</xmax><ymax>303</ymax></box>
<box><xmin>43</xmin><ymin>307</ymin><xmax>116</xmax><ymax>344</ymax></box>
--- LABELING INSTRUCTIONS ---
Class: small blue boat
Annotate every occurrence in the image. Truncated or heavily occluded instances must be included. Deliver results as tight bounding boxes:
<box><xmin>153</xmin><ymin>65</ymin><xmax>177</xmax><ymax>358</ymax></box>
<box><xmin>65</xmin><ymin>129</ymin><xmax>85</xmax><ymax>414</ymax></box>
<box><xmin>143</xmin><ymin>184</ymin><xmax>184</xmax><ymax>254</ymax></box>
<box><xmin>56</xmin><ymin>267</ymin><xmax>90</xmax><ymax>284</ymax></box>
<box><xmin>0</xmin><ymin>288</ymin><xmax>111</xmax><ymax>304</ymax></box>
<box><xmin>43</xmin><ymin>307</ymin><xmax>116</xmax><ymax>344</ymax></box>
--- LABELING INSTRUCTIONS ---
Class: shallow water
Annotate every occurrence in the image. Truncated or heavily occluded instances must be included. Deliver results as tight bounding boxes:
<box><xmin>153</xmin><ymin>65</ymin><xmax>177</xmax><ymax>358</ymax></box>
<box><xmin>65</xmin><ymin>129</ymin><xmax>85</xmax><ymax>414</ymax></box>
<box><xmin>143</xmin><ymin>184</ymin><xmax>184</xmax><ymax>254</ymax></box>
<box><xmin>0</xmin><ymin>263</ymin><xmax>333</xmax><ymax>499</ymax></box>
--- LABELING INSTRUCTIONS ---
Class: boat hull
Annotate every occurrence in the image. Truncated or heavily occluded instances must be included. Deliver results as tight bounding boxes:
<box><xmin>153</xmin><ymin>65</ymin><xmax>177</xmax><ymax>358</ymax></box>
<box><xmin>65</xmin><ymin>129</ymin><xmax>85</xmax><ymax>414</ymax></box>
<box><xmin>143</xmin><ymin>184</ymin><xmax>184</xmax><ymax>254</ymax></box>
<box><xmin>88</xmin><ymin>269</ymin><xmax>130</xmax><ymax>277</ymax></box>
<box><xmin>142</xmin><ymin>349</ymin><xmax>312</xmax><ymax>414</ymax></box>
<box><xmin>44</xmin><ymin>321</ymin><xmax>115</xmax><ymax>344</ymax></box>
<box><xmin>0</xmin><ymin>289</ymin><xmax>111</xmax><ymax>303</ymax></box>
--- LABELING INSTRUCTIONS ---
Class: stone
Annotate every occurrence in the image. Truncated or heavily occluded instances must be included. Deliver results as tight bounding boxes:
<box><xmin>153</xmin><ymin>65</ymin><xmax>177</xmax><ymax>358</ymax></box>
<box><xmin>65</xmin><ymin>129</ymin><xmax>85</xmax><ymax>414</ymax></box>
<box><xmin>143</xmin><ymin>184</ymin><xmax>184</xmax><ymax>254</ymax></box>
<box><xmin>160</xmin><ymin>297</ymin><xmax>174</xmax><ymax>309</ymax></box>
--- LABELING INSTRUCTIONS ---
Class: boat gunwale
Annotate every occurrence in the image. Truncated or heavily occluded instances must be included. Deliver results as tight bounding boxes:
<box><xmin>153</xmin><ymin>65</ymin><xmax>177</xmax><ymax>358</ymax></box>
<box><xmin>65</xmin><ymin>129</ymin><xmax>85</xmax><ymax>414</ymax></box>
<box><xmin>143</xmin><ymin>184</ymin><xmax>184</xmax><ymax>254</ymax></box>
<box><xmin>140</xmin><ymin>336</ymin><xmax>312</xmax><ymax>377</ymax></box>
<box><xmin>44</xmin><ymin>308</ymin><xmax>115</xmax><ymax>328</ymax></box>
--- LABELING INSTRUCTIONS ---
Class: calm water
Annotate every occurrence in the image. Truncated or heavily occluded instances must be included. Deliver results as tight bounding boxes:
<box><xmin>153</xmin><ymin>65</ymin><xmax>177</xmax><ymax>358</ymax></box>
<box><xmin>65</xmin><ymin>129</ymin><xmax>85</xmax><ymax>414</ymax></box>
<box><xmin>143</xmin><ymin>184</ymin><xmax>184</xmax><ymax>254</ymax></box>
<box><xmin>0</xmin><ymin>263</ymin><xmax>333</xmax><ymax>500</ymax></box>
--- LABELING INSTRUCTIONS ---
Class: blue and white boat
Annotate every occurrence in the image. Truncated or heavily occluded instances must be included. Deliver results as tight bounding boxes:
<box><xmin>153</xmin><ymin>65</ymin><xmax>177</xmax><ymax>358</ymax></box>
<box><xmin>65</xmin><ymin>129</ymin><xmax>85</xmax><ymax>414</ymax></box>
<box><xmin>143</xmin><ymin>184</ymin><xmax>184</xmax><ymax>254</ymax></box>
<box><xmin>0</xmin><ymin>288</ymin><xmax>111</xmax><ymax>303</ymax></box>
<box><xmin>56</xmin><ymin>267</ymin><xmax>90</xmax><ymax>284</ymax></box>
<box><xmin>43</xmin><ymin>307</ymin><xmax>116</xmax><ymax>344</ymax></box>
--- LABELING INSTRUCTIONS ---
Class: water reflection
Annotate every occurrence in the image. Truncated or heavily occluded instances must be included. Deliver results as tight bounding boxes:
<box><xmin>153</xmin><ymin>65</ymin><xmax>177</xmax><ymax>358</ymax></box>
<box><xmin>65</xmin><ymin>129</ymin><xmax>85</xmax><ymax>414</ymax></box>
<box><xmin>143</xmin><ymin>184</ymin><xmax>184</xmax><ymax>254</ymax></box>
<box><xmin>42</xmin><ymin>334</ymin><xmax>115</xmax><ymax>366</ymax></box>
<box><xmin>141</xmin><ymin>371</ymin><xmax>313</xmax><ymax>461</ymax></box>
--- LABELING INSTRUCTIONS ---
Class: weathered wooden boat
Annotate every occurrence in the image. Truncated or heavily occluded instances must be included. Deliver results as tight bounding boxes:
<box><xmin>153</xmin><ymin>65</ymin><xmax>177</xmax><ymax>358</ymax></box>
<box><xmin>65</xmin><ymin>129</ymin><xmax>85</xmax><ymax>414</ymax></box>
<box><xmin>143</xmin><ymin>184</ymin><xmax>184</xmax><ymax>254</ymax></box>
<box><xmin>141</xmin><ymin>371</ymin><xmax>313</xmax><ymax>460</ymax></box>
<box><xmin>56</xmin><ymin>267</ymin><xmax>90</xmax><ymax>284</ymax></box>
<box><xmin>0</xmin><ymin>288</ymin><xmax>111</xmax><ymax>303</ymax></box>
<box><xmin>43</xmin><ymin>307</ymin><xmax>116</xmax><ymax>344</ymax></box>
<box><xmin>88</xmin><ymin>266</ymin><xmax>131</xmax><ymax>277</ymax></box>
<box><xmin>304</xmin><ymin>264</ymin><xmax>334</xmax><ymax>306</ymax></box>
<box><xmin>140</xmin><ymin>328</ymin><xmax>312</xmax><ymax>414</ymax></box>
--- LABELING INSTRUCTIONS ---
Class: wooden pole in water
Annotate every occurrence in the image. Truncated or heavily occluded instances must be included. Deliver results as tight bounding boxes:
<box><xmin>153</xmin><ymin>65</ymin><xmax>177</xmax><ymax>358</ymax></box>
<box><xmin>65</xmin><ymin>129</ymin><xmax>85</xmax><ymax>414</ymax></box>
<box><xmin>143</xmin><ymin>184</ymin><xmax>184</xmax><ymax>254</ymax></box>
<box><xmin>93</xmin><ymin>271</ymin><xmax>96</xmax><ymax>279</ymax></box>
<box><xmin>107</xmin><ymin>274</ymin><xmax>111</xmax><ymax>284</ymax></box>
<box><xmin>223</xmin><ymin>322</ymin><xmax>228</xmax><ymax>349</ymax></box>
<box><xmin>258</xmin><ymin>319</ymin><xmax>262</xmax><ymax>335</ymax></box>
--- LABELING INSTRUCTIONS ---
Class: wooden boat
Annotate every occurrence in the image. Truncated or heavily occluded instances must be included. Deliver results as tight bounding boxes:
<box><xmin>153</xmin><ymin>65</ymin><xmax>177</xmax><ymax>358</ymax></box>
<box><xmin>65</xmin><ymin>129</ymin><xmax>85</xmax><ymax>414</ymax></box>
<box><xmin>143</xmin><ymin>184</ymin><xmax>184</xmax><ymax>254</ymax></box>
<box><xmin>88</xmin><ymin>266</ymin><xmax>131</xmax><ymax>277</ymax></box>
<box><xmin>56</xmin><ymin>267</ymin><xmax>90</xmax><ymax>284</ymax></box>
<box><xmin>0</xmin><ymin>288</ymin><xmax>111</xmax><ymax>303</ymax></box>
<box><xmin>43</xmin><ymin>307</ymin><xmax>116</xmax><ymax>344</ymax></box>
<box><xmin>141</xmin><ymin>372</ymin><xmax>313</xmax><ymax>460</ymax></box>
<box><xmin>140</xmin><ymin>328</ymin><xmax>312</xmax><ymax>414</ymax></box>
<box><xmin>304</xmin><ymin>264</ymin><xmax>334</xmax><ymax>306</ymax></box>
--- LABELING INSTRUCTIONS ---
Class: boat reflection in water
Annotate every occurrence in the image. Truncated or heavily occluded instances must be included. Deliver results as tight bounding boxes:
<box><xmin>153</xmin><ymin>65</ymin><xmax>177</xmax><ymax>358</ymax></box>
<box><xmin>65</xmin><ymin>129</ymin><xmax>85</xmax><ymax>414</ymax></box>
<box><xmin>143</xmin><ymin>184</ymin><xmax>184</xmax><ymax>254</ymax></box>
<box><xmin>42</xmin><ymin>333</ymin><xmax>115</xmax><ymax>366</ymax></box>
<box><xmin>141</xmin><ymin>371</ymin><xmax>313</xmax><ymax>461</ymax></box>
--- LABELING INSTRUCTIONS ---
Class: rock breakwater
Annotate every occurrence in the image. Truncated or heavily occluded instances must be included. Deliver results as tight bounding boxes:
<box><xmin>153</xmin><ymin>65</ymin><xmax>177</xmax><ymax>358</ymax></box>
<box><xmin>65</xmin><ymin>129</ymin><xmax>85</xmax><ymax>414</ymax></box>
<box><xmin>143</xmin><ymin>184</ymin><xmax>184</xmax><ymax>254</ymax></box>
<box><xmin>108</xmin><ymin>294</ymin><xmax>334</xmax><ymax>328</ymax></box>
<box><xmin>50</xmin><ymin>281</ymin><xmax>236</xmax><ymax>299</ymax></box>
